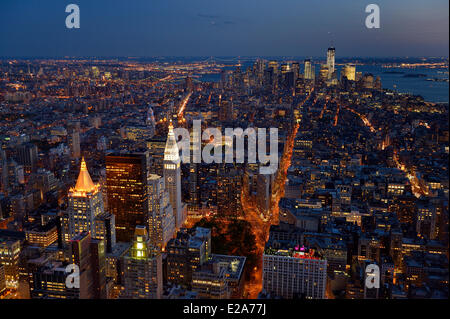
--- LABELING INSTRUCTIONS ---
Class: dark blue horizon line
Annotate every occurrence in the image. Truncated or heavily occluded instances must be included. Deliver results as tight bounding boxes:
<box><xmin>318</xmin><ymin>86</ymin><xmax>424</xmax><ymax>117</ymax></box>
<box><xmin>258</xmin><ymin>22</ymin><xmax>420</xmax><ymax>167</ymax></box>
<box><xmin>0</xmin><ymin>56</ymin><xmax>448</xmax><ymax>60</ymax></box>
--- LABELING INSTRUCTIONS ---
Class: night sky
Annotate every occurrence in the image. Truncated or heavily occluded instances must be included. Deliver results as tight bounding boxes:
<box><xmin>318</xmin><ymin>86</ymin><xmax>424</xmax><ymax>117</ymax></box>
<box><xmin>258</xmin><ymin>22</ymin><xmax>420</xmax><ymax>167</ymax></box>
<box><xmin>0</xmin><ymin>0</ymin><xmax>448</xmax><ymax>57</ymax></box>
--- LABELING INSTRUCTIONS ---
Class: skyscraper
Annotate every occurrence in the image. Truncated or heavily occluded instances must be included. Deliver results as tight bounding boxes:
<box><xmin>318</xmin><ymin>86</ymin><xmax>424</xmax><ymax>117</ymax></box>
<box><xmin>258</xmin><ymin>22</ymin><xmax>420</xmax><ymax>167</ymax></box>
<box><xmin>341</xmin><ymin>64</ymin><xmax>356</xmax><ymax>81</ymax></box>
<box><xmin>166</xmin><ymin>227</ymin><xmax>211</xmax><ymax>286</ymax></box>
<box><xmin>16</xmin><ymin>142</ymin><xmax>38</xmax><ymax>174</ymax></box>
<box><xmin>164</xmin><ymin>122</ymin><xmax>184</xmax><ymax>229</ymax></box>
<box><xmin>0</xmin><ymin>147</ymin><xmax>8</xmax><ymax>194</ymax></box>
<box><xmin>416</xmin><ymin>203</ymin><xmax>437</xmax><ymax>240</ymax></box>
<box><xmin>121</xmin><ymin>226</ymin><xmax>162</xmax><ymax>299</ymax></box>
<box><xmin>68</xmin><ymin>129</ymin><xmax>81</xmax><ymax>159</ymax></box>
<box><xmin>147</xmin><ymin>174</ymin><xmax>175</xmax><ymax>249</ymax></box>
<box><xmin>0</xmin><ymin>263</ymin><xmax>6</xmax><ymax>294</ymax></box>
<box><xmin>67</xmin><ymin>157</ymin><xmax>104</xmax><ymax>240</ymax></box>
<box><xmin>291</xmin><ymin>62</ymin><xmax>300</xmax><ymax>82</ymax></box>
<box><xmin>304</xmin><ymin>59</ymin><xmax>315</xmax><ymax>81</ymax></box>
<box><xmin>188</xmin><ymin>162</ymin><xmax>200</xmax><ymax>211</ymax></box>
<box><xmin>319</xmin><ymin>64</ymin><xmax>330</xmax><ymax>82</ymax></box>
<box><xmin>94</xmin><ymin>211</ymin><xmax>117</xmax><ymax>254</ymax></box>
<box><xmin>0</xmin><ymin>238</ymin><xmax>20</xmax><ymax>288</ymax></box>
<box><xmin>106</xmin><ymin>153</ymin><xmax>149</xmax><ymax>242</ymax></box>
<box><xmin>217</xmin><ymin>167</ymin><xmax>242</xmax><ymax>218</ymax></box>
<box><xmin>326</xmin><ymin>47</ymin><xmax>336</xmax><ymax>79</ymax></box>
<box><xmin>70</xmin><ymin>232</ymin><xmax>107</xmax><ymax>299</ymax></box>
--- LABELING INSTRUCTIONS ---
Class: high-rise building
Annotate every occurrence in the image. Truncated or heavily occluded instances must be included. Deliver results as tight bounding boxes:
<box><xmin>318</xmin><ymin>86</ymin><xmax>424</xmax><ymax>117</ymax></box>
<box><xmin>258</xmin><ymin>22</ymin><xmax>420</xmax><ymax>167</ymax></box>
<box><xmin>416</xmin><ymin>203</ymin><xmax>437</xmax><ymax>240</ymax></box>
<box><xmin>24</xmin><ymin>221</ymin><xmax>58</xmax><ymax>248</ymax></box>
<box><xmin>304</xmin><ymin>59</ymin><xmax>315</xmax><ymax>80</ymax></box>
<box><xmin>291</xmin><ymin>62</ymin><xmax>300</xmax><ymax>82</ymax></box>
<box><xmin>147</xmin><ymin>174</ymin><xmax>175</xmax><ymax>249</ymax></box>
<box><xmin>0</xmin><ymin>147</ymin><xmax>8</xmax><ymax>194</ymax></box>
<box><xmin>166</xmin><ymin>227</ymin><xmax>211</xmax><ymax>286</ymax></box>
<box><xmin>147</xmin><ymin>136</ymin><xmax>166</xmax><ymax>176</ymax></box>
<box><xmin>363</xmin><ymin>260</ymin><xmax>380</xmax><ymax>299</ymax></box>
<box><xmin>268</xmin><ymin>61</ymin><xmax>279</xmax><ymax>74</ymax></box>
<box><xmin>361</xmin><ymin>74</ymin><xmax>375</xmax><ymax>89</ymax></box>
<box><xmin>106</xmin><ymin>153</ymin><xmax>149</xmax><ymax>242</ymax></box>
<box><xmin>105</xmin><ymin>241</ymin><xmax>130</xmax><ymax>292</ymax></box>
<box><xmin>219</xmin><ymin>99</ymin><xmax>234</xmax><ymax>122</ymax></box>
<box><xmin>192</xmin><ymin>262</ymin><xmax>230</xmax><ymax>299</ymax></box>
<box><xmin>70</xmin><ymin>232</ymin><xmax>107</xmax><ymax>299</ymax></box>
<box><xmin>0</xmin><ymin>238</ymin><xmax>21</xmax><ymax>288</ymax></box>
<box><xmin>164</xmin><ymin>122</ymin><xmax>185</xmax><ymax>229</ymax></box>
<box><xmin>34</xmin><ymin>168</ymin><xmax>59</xmax><ymax>197</ymax></box>
<box><xmin>1</xmin><ymin>159</ymin><xmax>25</xmax><ymax>195</ymax></box>
<box><xmin>94</xmin><ymin>212</ymin><xmax>117</xmax><ymax>254</ymax></box>
<box><xmin>125</xmin><ymin>126</ymin><xmax>155</xmax><ymax>142</ymax></box>
<box><xmin>217</xmin><ymin>167</ymin><xmax>242</xmax><ymax>218</ymax></box>
<box><xmin>0</xmin><ymin>263</ymin><xmax>6</xmax><ymax>294</ymax></box>
<box><xmin>185</xmin><ymin>76</ymin><xmax>194</xmax><ymax>91</ymax></box>
<box><xmin>319</xmin><ymin>64</ymin><xmax>330</xmax><ymax>82</ymax></box>
<box><xmin>67</xmin><ymin>158</ymin><xmax>104</xmax><ymax>240</ymax></box>
<box><xmin>29</xmin><ymin>232</ymin><xmax>106</xmax><ymax>299</ymax></box>
<box><xmin>188</xmin><ymin>162</ymin><xmax>200</xmax><ymax>211</ymax></box>
<box><xmin>262</xmin><ymin>243</ymin><xmax>327</xmax><ymax>299</ymax></box>
<box><xmin>121</xmin><ymin>226</ymin><xmax>162</xmax><ymax>299</ymax></box>
<box><xmin>341</xmin><ymin>64</ymin><xmax>356</xmax><ymax>81</ymax></box>
<box><xmin>16</xmin><ymin>142</ymin><xmax>38</xmax><ymax>174</ymax></box>
<box><xmin>326</xmin><ymin>47</ymin><xmax>336</xmax><ymax>79</ymax></box>
<box><xmin>207</xmin><ymin>254</ymin><xmax>247</xmax><ymax>299</ymax></box>
<box><xmin>68</xmin><ymin>129</ymin><xmax>81</xmax><ymax>159</ymax></box>
<box><xmin>88</xmin><ymin>238</ymin><xmax>107</xmax><ymax>299</ymax></box>
<box><xmin>30</xmin><ymin>260</ymin><xmax>78</xmax><ymax>299</ymax></box>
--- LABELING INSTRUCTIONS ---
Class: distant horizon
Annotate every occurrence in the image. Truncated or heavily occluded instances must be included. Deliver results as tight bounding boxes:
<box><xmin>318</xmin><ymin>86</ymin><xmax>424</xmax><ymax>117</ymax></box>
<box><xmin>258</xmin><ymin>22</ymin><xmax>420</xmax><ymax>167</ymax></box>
<box><xmin>1</xmin><ymin>56</ymin><xmax>448</xmax><ymax>60</ymax></box>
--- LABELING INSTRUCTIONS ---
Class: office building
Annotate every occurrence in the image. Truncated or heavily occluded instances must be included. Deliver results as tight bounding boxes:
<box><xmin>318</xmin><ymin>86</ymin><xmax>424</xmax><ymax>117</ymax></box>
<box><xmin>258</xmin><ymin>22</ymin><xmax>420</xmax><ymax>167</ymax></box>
<box><xmin>148</xmin><ymin>174</ymin><xmax>175</xmax><ymax>249</ymax></box>
<box><xmin>216</xmin><ymin>167</ymin><xmax>242</xmax><ymax>218</ymax></box>
<box><xmin>0</xmin><ymin>238</ymin><xmax>21</xmax><ymax>288</ymax></box>
<box><xmin>106</xmin><ymin>153</ymin><xmax>149</xmax><ymax>242</ymax></box>
<box><xmin>70</xmin><ymin>232</ymin><xmax>107</xmax><ymax>299</ymax></box>
<box><xmin>192</xmin><ymin>261</ymin><xmax>230</xmax><ymax>299</ymax></box>
<box><xmin>341</xmin><ymin>64</ymin><xmax>356</xmax><ymax>81</ymax></box>
<box><xmin>67</xmin><ymin>157</ymin><xmax>104</xmax><ymax>240</ymax></box>
<box><xmin>121</xmin><ymin>226</ymin><xmax>163</xmax><ymax>299</ymax></box>
<box><xmin>68</xmin><ymin>129</ymin><xmax>81</xmax><ymax>159</ymax></box>
<box><xmin>326</xmin><ymin>47</ymin><xmax>336</xmax><ymax>79</ymax></box>
<box><xmin>263</xmin><ymin>243</ymin><xmax>327</xmax><ymax>299</ymax></box>
<box><xmin>166</xmin><ymin>227</ymin><xmax>211</xmax><ymax>286</ymax></box>
<box><xmin>0</xmin><ymin>263</ymin><xmax>6</xmax><ymax>294</ymax></box>
<box><xmin>304</xmin><ymin>59</ymin><xmax>315</xmax><ymax>81</ymax></box>
<box><xmin>164</xmin><ymin>122</ymin><xmax>185</xmax><ymax>229</ymax></box>
<box><xmin>16</xmin><ymin>143</ymin><xmax>38</xmax><ymax>174</ymax></box>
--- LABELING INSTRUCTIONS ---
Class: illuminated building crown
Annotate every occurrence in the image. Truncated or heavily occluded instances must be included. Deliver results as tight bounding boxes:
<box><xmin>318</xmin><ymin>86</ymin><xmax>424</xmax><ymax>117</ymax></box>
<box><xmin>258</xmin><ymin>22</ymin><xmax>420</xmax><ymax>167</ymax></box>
<box><xmin>164</xmin><ymin>121</ymin><xmax>180</xmax><ymax>163</ymax></box>
<box><xmin>73</xmin><ymin>157</ymin><xmax>97</xmax><ymax>193</ymax></box>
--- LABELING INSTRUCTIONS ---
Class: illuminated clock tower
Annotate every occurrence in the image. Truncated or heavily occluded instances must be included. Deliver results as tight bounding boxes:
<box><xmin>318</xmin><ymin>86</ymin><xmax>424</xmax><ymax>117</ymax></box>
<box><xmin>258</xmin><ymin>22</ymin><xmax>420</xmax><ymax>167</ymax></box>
<box><xmin>163</xmin><ymin>121</ymin><xmax>183</xmax><ymax>229</ymax></box>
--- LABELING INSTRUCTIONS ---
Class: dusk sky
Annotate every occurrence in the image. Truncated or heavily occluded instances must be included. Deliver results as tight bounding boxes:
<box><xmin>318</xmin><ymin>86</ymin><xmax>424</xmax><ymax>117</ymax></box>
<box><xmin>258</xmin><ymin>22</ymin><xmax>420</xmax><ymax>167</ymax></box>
<box><xmin>0</xmin><ymin>0</ymin><xmax>448</xmax><ymax>57</ymax></box>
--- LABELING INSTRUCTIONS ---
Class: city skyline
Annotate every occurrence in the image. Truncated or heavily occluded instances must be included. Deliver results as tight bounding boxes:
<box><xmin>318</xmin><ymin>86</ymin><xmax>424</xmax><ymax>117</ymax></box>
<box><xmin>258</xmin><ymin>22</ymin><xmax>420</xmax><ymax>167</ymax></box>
<box><xmin>0</xmin><ymin>0</ymin><xmax>448</xmax><ymax>305</ymax></box>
